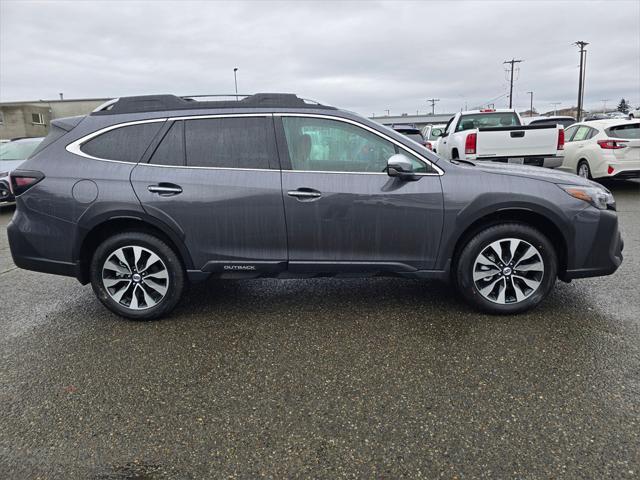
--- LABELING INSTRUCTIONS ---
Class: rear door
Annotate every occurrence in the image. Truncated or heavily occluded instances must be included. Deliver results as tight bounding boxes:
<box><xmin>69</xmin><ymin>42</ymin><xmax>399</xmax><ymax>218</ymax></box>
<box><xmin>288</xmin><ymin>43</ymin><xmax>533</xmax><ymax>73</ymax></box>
<box><xmin>276</xmin><ymin>114</ymin><xmax>444</xmax><ymax>273</ymax></box>
<box><xmin>131</xmin><ymin>114</ymin><xmax>287</xmax><ymax>274</ymax></box>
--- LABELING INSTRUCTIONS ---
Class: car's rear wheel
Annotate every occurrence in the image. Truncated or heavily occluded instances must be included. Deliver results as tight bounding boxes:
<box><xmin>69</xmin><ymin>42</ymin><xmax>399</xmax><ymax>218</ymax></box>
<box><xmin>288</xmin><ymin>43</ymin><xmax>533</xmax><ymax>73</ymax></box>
<box><xmin>577</xmin><ymin>160</ymin><xmax>592</xmax><ymax>179</ymax></box>
<box><xmin>455</xmin><ymin>223</ymin><xmax>557</xmax><ymax>314</ymax></box>
<box><xmin>90</xmin><ymin>232</ymin><xmax>184</xmax><ymax>320</ymax></box>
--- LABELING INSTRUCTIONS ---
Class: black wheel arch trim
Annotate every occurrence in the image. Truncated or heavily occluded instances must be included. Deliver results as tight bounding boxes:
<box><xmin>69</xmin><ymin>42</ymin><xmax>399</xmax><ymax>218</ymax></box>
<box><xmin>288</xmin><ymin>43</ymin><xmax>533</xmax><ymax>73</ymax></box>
<box><xmin>73</xmin><ymin>207</ymin><xmax>194</xmax><ymax>283</ymax></box>
<box><xmin>437</xmin><ymin>197</ymin><xmax>573</xmax><ymax>273</ymax></box>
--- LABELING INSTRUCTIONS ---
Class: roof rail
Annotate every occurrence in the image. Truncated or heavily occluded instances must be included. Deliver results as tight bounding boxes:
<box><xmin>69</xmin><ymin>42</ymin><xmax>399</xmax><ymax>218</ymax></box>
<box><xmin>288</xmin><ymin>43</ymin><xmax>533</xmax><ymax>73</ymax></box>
<box><xmin>91</xmin><ymin>93</ymin><xmax>335</xmax><ymax>115</ymax></box>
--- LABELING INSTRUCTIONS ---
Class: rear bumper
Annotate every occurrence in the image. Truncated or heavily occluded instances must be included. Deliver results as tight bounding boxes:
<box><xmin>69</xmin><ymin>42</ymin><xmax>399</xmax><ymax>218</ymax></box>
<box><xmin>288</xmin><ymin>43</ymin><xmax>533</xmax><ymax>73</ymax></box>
<box><xmin>0</xmin><ymin>178</ymin><xmax>14</xmax><ymax>204</ymax></box>
<box><xmin>477</xmin><ymin>155</ymin><xmax>563</xmax><ymax>169</ymax></box>
<box><xmin>8</xmin><ymin>219</ymin><xmax>79</xmax><ymax>278</ymax></box>
<box><xmin>560</xmin><ymin>209</ymin><xmax>623</xmax><ymax>281</ymax></box>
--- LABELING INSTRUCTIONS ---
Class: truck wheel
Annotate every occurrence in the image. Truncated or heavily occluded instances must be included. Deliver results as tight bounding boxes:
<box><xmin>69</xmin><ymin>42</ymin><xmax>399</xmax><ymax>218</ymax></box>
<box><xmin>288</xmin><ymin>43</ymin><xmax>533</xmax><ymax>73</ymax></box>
<box><xmin>90</xmin><ymin>232</ymin><xmax>185</xmax><ymax>320</ymax></box>
<box><xmin>577</xmin><ymin>160</ymin><xmax>592</xmax><ymax>179</ymax></box>
<box><xmin>455</xmin><ymin>223</ymin><xmax>557</xmax><ymax>314</ymax></box>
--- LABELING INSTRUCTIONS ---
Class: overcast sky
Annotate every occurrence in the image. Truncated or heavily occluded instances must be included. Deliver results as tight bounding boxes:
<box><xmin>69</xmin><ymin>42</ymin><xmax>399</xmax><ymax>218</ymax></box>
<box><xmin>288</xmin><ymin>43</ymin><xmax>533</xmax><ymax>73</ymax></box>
<box><xmin>1</xmin><ymin>0</ymin><xmax>639</xmax><ymax>116</ymax></box>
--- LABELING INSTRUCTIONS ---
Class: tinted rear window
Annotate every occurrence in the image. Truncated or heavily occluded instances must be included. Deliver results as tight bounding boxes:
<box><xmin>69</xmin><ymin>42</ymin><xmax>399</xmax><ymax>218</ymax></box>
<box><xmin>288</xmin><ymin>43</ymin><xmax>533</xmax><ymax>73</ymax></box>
<box><xmin>456</xmin><ymin>113</ymin><xmax>520</xmax><ymax>131</ymax></box>
<box><xmin>606</xmin><ymin>123</ymin><xmax>640</xmax><ymax>139</ymax></box>
<box><xmin>81</xmin><ymin>122</ymin><xmax>164</xmax><ymax>162</ymax></box>
<box><xmin>185</xmin><ymin>117</ymin><xmax>274</xmax><ymax>169</ymax></box>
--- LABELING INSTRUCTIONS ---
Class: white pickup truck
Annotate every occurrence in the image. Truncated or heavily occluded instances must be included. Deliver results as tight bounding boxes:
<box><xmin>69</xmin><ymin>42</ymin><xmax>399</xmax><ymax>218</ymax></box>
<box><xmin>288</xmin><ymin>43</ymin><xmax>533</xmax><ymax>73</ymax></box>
<box><xmin>435</xmin><ymin>109</ymin><xmax>564</xmax><ymax>168</ymax></box>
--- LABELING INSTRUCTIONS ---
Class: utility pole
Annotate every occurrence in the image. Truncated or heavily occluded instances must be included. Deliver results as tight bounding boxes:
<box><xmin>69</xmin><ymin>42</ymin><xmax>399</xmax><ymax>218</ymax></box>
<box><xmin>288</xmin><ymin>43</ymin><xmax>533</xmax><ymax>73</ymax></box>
<box><xmin>233</xmin><ymin>67</ymin><xmax>239</xmax><ymax>100</ymax></box>
<box><xmin>385</xmin><ymin>109</ymin><xmax>390</xmax><ymax>116</ymax></box>
<box><xmin>600</xmin><ymin>99</ymin><xmax>610</xmax><ymax>113</ymax></box>
<box><xmin>527</xmin><ymin>91</ymin><xmax>534</xmax><ymax>116</ymax></box>
<box><xmin>503</xmin><ymin>58</ymin><xmax>523</xmax><ymax>108</ymax></box>
<box><xmin>551</xmin><ymin>102</ymin><xmax>561</xmax><ymax>116</ymax></box>
<box><xmin>427</xmin><ymin>98</ymin><xmax>440</xmax><ymax>115</ymax></box>
<box><xmin>574</xmin><ymin>41</ymin><xmax>588</xmax><ymax>121</ymax></box>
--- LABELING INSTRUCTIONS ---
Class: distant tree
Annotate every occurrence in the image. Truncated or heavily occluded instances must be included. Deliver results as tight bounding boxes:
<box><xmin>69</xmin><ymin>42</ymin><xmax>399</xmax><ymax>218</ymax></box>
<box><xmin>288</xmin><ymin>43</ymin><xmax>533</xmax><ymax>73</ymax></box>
<box><xmin>617</xmin><ymin>98</ymin><xmax>630</xmax><ymax>113</ymax></box>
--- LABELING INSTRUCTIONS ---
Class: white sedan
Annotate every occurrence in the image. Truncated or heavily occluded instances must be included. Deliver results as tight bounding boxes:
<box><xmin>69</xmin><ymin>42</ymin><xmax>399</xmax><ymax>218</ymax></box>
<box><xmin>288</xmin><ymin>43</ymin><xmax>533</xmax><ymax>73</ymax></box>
<box><xmin>559</xmin><ymin>120</ymin><xmax>639</xmax><ymax>179</ymax></box>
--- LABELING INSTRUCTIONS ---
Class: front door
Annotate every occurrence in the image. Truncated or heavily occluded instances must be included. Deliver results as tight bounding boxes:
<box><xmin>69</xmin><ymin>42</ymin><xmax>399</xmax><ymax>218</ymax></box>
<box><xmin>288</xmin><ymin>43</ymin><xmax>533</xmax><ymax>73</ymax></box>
<box><xmin>277</xmin><ymin>115</ymin><xmax>444</xmax><ymax>273</ymax></box>
<box><xmin>131</xmin><ymin>115</ymin><xmax>287</xmax><ymax>274</ymax></box>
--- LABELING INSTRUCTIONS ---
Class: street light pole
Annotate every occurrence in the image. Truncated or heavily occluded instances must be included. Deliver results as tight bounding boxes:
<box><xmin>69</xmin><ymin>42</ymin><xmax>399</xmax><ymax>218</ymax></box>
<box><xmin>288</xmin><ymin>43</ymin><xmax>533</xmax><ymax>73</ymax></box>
<box><xmin>233</xmin><ymin>67</ymin><xmax>239</xmax><ymax>100</ymax></box>
<box><xmin>527</xmin><ymin>91</ymin><xmax>534</xmax><ymax>116</ymax></box>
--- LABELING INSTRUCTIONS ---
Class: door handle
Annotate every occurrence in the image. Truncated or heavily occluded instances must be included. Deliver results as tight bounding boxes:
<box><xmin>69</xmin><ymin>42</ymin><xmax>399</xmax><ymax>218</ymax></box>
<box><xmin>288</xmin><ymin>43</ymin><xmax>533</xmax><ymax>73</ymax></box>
<box><xmin>148</xmin><ymin>183</ymin><xmax>183</xmax><ymax>196</ymax></box>
<box><xmin>287</xmin><ymin>188</ymin><xmax>322</xmax><ymax>200</ymax></box>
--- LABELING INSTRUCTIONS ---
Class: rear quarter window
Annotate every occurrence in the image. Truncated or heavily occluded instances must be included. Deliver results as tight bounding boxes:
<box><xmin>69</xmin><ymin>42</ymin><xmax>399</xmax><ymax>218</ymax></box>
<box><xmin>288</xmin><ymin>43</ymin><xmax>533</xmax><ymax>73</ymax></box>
<box><xmin>81</xmin><ymin>122</ymin><xmax>164</xmax><ymax>162</ymax></box>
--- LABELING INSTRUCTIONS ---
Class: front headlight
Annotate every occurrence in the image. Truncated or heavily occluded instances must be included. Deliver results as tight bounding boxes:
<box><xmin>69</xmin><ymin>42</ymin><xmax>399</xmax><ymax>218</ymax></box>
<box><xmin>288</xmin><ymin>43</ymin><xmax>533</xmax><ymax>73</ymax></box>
<box><xmin>558</xmin><ymin>184</ymin><xmax>615</xmax><ymax>210</ymax></box>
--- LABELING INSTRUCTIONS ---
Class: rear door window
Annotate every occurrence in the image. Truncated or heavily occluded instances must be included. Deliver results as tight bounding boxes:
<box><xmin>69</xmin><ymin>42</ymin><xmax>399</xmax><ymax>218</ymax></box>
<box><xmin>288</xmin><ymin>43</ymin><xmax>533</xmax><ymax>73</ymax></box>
<box><xmin>571</xmin><ymin>126</ymin><xmax>593</xmax><ymax>142</ymax></box>
<box><xmin>149</xmin><ymin>121</ymin><xmax>184</xmax><ymax>166</ymax></box>
<box><xmin>81</xmin><ymin>122</ymin><xmax>164</xmax><ymax>162</ymax></box>
<box><xmin>185</xmin><ymin>117</ymin><xmax>274</xmax><ymax>169</ymax></box>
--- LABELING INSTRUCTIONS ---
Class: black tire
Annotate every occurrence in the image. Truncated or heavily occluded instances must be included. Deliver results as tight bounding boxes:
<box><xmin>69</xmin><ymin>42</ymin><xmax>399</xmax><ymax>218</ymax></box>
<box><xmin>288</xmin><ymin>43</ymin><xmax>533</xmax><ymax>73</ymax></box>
<box><xmin>455</xmin><ymin>223</ymin><xmax>557</xmax><ymax>314</ymax></box>
<box><xmin>577</xmin><ymin>160</ymin><xmax>592</xmax><ymax>179</ymax></box>
<box><xmin>90</xmin><ymin>232</ymin><xmax>185</xmax><ymax>320</ymax></box>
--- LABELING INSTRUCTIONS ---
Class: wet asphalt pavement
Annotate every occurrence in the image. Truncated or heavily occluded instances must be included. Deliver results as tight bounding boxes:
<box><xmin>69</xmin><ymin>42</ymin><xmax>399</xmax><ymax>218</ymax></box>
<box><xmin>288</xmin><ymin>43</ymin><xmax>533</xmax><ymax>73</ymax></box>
<box><xmin>0</xmin><ymin>180</ymin><xmax>639</xmax><ymax>479</ymax></box>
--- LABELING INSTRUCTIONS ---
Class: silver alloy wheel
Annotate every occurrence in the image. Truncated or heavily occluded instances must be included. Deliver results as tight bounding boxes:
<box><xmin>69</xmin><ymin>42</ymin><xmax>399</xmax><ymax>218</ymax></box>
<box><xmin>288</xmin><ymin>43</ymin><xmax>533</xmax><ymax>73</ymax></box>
<box><xmin>102</xmin><ymin>245</ymin><xmax>169</xmax><ymax>310</ymax></box>
<box><xmin>578</xmin><ymin>162</ymin><xmax>590</xmax><ymax>178</ymax></box>
<box><xmin>472</xmin><ymin>238</ymin><xmax>544</xmax><ymax>305</ymax></box>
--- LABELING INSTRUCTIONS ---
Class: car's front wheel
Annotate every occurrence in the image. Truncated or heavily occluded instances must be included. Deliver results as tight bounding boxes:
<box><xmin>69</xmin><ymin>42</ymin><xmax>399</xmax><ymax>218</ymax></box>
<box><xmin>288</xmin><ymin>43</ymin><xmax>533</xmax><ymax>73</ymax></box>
<box><xmin>455</xmin><ymin>223</ymin><xmax>557</xmax><ymax>314</ymax></box>
<box><xmin>90</xmin><ymin>232</ymin><xmax>185</xmax><ymax>320</ymax></box>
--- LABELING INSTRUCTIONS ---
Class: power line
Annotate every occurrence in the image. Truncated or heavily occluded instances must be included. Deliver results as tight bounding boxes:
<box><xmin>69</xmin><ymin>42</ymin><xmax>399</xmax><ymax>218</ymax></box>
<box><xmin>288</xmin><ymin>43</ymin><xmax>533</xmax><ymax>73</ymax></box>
<box><xmin>427</xmin><ymin>98</ymin><xmax>440</xmax><ymax>115</ymax></box>
<box><xmin>503</xmin><ymin>58</ymin><xmax>523</xmax><ymax>108</ymax></box>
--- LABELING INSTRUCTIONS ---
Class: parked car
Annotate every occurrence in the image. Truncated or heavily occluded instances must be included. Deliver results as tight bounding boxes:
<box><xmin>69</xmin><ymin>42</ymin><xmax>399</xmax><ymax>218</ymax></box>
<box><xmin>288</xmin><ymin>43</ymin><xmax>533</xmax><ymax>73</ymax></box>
<box><xmin>628</xmin><ymin>107</ymin><xmax>640</xmax><ymax>119</ymax></box>
<box><xmin>0</xmin><ymin>137</ymin><xmax>44</xmax><ymax>204</ymax></box>
<box><xmin>437</xmin><ymin>109</ymin><xmax>564</xmax><ymax>168</ymax></box>
<box><xmin>523</xmin><ymin>116</ymin><xmax>576</xmax><ymax>128</ymax></box>
<box><xmin>559</xmin><ymin>120</ymin><xmax>639</xmax><ymax>179</ymax></box>
<box><xmin>607</xmin><ymin>111</ymin><xmax>628</xmax><ymax>119</ymax></box>
<box><xmin>8</xmin><ymin>93</ymin><xmax>622</xmax><ymax>319</ymax></box>
<box><xmin>421</xmin><ymin>124</ymin><xmax>447</xmax><ymax>151</ymax></box>
<box><xmin>390</xmin><ymin>125</ymin><xmax>428</xmax><ymax>147</ymax></box>
<box><xmin>584</xmin><ymin>113</ymin><xmax>609</xmax><ymax>121</ymax></box>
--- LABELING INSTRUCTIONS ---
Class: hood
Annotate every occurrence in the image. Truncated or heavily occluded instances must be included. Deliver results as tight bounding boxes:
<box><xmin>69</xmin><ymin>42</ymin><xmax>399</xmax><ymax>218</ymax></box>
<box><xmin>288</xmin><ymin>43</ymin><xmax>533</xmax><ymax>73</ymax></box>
<box><xmin>473</xmin><ymin>161</ymin><xmax>594</xmax><ymax>186</ymax></box>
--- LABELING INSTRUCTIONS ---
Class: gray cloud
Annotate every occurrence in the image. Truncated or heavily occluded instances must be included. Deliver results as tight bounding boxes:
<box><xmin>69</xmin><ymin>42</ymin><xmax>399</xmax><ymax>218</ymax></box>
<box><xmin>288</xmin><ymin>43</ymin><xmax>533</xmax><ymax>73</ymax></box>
<box><xmin>1</xmin><ymin>0</ymin><xmax>639</xmax><ymax>115</ymax></box>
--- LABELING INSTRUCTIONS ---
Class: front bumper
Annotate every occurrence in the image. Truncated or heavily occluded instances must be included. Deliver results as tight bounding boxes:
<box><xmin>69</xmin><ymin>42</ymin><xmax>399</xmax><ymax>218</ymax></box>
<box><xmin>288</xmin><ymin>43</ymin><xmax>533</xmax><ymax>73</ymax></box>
<box><xmin>560</xmin><ymin>208</ymin><xmax>623</xmax><ymax>281</ymax></box>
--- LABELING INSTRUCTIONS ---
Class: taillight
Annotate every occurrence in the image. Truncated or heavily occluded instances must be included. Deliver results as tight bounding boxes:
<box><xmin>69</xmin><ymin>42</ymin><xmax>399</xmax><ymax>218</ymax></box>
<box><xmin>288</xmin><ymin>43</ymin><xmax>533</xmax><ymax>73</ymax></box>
<box><xmin>425</xmin><ymin>141</ymin><xmax>433</xmax><ymax>151</ymax></box>
<box><xmin>608</xmin><ymin>165</ymin><xmax>615</xmax><ymax>174</ymax></box>
<box><xmin>465</xmin><ymin>133</ymin><xmax>477</xmax><ymax>155</ymax></box>
<box><xmin>557</xmin><ymin>128</ymin><xmax>564</xmax><ymax>150</ymax></box>
<box><xmin>598</xmin><ymin>139</ymin><xmax>628</xmax><ymax>149</ymax></box>
<box><xmin>9</xmin><ymin>170</ymin><xmax>44</xmax><ymax>196</ymax></box>
<box><xmin>480</xmin><ymin>109</ymin><xmax>495</xmax><ymax>112</ymax></box>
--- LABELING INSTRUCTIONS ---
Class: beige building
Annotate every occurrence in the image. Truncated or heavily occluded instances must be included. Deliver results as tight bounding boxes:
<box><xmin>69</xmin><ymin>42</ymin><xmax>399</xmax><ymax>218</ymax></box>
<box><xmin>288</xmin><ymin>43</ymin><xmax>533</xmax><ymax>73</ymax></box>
<box><xmin>0</xmin><ymin>98</ymin><xmax>109</xmax><ymax>140</ymax></box>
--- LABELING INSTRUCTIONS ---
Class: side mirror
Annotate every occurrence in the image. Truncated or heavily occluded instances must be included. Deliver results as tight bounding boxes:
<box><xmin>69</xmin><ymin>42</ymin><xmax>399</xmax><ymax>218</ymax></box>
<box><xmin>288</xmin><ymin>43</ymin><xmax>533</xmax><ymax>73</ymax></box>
<box><xmin>387</xmin><ymin>154</ymin><xmax>418</xmax><ymax>181</ymax></box>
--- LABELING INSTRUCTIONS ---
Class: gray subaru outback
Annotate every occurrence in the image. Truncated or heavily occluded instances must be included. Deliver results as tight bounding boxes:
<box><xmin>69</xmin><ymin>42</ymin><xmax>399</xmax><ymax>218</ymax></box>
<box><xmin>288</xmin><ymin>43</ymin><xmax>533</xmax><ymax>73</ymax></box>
<box><xmin>7</xmin><ymin>94</ymin><xmax>623</xmax><ymax>320</ymax></box>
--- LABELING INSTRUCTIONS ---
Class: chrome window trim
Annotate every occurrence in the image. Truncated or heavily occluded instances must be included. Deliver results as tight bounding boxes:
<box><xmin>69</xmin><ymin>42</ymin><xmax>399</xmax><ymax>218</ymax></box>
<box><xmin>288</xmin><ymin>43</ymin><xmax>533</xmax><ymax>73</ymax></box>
<box><xmin>66</xmin><ymin>112</ymin><xmax>443</xmax><ymax>176</ymax></box>
<box><xmin>66</xmin><ymin>113</ymin><xmax>272</xmax><ymax>163</ymax></box>
<box><xmin>275</xmin><ymin>113</ymin><xmax>444</xmax><ymax>176</ymax></box>
<box><xmin>66</xmin><ymin>118</ymin><xmax>168</xmax><ymax>162</ymax></box>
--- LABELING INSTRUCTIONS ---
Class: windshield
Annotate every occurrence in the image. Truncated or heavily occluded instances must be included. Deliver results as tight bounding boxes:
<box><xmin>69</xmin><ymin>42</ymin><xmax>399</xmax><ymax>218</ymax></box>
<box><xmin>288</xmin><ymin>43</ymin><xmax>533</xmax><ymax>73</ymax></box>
<box><xmin>0</xmin><ymin>139</ymin><xmax>43</xmax><ymax>161</ymax></box>
<box><xmin>456</xmin><ymin>112</ymin><xmax>520</xmax><ymax>132</ymax></box>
